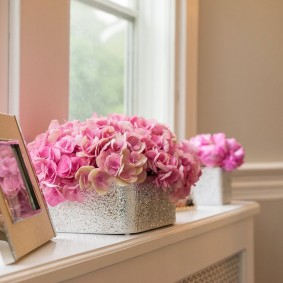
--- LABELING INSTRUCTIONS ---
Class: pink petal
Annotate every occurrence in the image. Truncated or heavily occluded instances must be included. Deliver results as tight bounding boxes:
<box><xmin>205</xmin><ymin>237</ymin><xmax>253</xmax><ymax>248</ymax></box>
<box><xmin>75</xmin><ymin>166</ymin><xmax>95</xmax><ymax>189</ymax></box>
<box><xmin>43</xmin><ymin>187</ymin><xmax>65</xmax><ymax>206</ymax></box>
<box><xmin>88</xmin><ymin>168</ymin><xmax>114</xmax><ymax>195</ymax></box>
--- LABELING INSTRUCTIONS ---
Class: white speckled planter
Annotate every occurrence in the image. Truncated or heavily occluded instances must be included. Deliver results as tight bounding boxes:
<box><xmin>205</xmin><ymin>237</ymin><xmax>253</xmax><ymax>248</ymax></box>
<box><xmin>192</xmin><ymin>167</ymin><xmax>231</xmax><ymax>206</ymax></box>
<box><xmin>48</xmin><ymin>178</ymin><xmax>176</xmax><ymax>234</ymax></box>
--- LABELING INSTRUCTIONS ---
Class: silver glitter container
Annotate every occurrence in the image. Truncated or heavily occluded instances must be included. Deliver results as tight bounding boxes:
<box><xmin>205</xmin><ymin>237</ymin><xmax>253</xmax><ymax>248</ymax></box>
<box><xmin>48</xmin><ymin>179</ymin><xmax>176</xmax><ymax>234</ymax></box>
<box><xmin>192</xmin><ymin>167</ymin><xmax>231</xmax><ymax>205</ymax></box>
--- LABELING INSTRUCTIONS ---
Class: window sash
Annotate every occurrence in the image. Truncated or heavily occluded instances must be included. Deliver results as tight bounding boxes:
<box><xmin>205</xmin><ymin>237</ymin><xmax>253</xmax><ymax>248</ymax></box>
<box><xmin>73</xmin><ymin>0</ymin><xmax>177</xmax><ymax>130</ymax></box>
<box><xmin>79</xmin><ymin>0</ymin><xmax>138</xmax><ymax>20</ymax></box>
<box><xmin>134</xmin><ymin>0</ymin><xmax>176</xmax><ymax>130</ymax></box>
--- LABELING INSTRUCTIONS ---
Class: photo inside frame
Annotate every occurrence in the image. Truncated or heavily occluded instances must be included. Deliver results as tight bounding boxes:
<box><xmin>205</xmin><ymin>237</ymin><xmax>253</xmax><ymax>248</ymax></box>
<box><xmin>0</xmin><ymin>140</ymin><xmax>41</xmax><ymax>223</ymax></box>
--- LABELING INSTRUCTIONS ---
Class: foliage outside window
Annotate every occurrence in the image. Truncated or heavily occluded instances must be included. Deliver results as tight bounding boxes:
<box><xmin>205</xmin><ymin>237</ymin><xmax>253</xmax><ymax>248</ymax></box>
<box><xmin>69</xmin><ymin>0</ymin><xmax>134</xmax><ymax>121</ymax></box>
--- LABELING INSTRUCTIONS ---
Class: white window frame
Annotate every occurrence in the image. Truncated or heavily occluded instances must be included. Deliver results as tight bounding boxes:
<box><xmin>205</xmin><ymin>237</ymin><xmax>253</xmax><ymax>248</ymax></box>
<box><xmin>8</xmin><ymin>0</ymin><xmax>20</xmax><ymax>117</ymax></box>
<box><xmin>0</xmin><ymin>0</ymin><xmax>20</xmax><ymax>116</ymax></box>
<box><xmin>175</xmin><ymin>0</ymin><xmax>199</xmax><ymax>139</ymax></box>
<box><xmin>0</xmin><ymin>0</ymin><xmax>9</xmax><ymax>114</ymax></box>
<box><xmin>2</xmin><ymin>0</ymin><xmax>199</xmax><ymax>141</ymax></box>
<box><xmin>134</xmin><ymin>0</ymin><xmax>176</xmax><ymax>130</ymax></box>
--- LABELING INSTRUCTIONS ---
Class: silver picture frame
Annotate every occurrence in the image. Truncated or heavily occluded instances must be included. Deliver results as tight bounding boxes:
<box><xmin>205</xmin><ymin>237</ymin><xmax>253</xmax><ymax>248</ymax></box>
<box><xmin>0</xmin><ymin>113</ymin><xmax>55</xmax><ymax>264</ymax></box>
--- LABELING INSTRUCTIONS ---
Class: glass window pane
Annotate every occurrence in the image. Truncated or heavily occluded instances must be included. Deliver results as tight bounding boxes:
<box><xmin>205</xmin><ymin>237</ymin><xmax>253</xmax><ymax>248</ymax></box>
<box><xmin>0</xmin><ymin>141</ymin><xmax>41</xmax><ymax>222</ymax></box>
<box><xmin>69</xmin><ymin>0</ymin><xmax>131</xmax><ymax>121</ymax></box>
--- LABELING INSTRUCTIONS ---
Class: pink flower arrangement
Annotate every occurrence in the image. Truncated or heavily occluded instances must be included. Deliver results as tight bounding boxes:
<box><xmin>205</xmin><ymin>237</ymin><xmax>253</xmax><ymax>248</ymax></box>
<box><xmin>189</xmin><ymin>133</ymin><xmax>245</xmax><ymax>172</ymax></box>
<box><xmin>28</xmin><ymin>114</ymin><xmax>202</xmax><ymax>206</ymax></box>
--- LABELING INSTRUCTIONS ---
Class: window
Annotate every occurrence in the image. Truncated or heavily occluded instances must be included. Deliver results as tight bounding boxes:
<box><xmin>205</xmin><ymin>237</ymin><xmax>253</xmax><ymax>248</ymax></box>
<box><xmin>1</xmin><ymin>0</ymin><xmax>199</xmax><ymax>141</ymax></box>
<box><xmin>69</xmin><ymin>0</ymin><xmax>176</xmax><ymax>129</ymax></box>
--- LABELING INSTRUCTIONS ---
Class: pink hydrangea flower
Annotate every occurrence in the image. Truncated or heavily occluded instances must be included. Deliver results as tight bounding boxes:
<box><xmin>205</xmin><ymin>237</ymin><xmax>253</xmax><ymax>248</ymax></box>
<box><xmin>28</xmin><ymin>114</ymin><xmax>202</xmax><ymax>206</ymax></box>
<box><xmin>189</xmin><ymin>133</ymin><xmax>245</xmax><ymax>172</ymax></box>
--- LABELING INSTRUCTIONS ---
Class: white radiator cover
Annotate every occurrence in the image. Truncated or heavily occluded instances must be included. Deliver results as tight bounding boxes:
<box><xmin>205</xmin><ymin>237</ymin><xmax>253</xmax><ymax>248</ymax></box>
<box><xmin>0</xmin><ymin>202</ymin><xmax>259</xmax><ymax>283</ymax></box>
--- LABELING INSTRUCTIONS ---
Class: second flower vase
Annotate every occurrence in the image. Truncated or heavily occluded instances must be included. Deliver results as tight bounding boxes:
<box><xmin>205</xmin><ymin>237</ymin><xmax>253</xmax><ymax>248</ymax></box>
<box><xmin>192</xmin><ymin>167</ymin><xmax>231</xmax><ymax>206</ymax></box>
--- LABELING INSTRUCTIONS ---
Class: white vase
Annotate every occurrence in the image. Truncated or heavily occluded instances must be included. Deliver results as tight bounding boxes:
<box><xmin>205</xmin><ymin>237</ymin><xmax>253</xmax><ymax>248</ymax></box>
<box><xmin>192</xmin><ymin>167</ymin><xmax>231</xmax><ymax>205</ymax></box>
<box><xmin>48</xmin><ymin>178</ymin><xmax>176</xmax><ymax>234</ymax></box>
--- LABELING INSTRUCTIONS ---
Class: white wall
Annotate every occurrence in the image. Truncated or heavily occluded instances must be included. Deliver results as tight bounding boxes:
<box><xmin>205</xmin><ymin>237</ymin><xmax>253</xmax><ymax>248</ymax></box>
<box><xmin>196</xmin><ymin>0</ymin><xmax>283</xmax><ymax>282</ymax></box>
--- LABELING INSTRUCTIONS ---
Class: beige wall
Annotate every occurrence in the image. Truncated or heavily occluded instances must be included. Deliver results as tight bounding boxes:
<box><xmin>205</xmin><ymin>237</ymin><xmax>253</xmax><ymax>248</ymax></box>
<box><xmin>19</xmin><ymin>0</ymin><xmax>70</xmax><ymax>142</ymax></box>
<box><xmin>254</xmin><ymin>199</ymin><xmax>283</xmax><ymax>283</ymax></box>
<box><xmin>197</xmin><ymin>0</ymin><xmax>283</xmax><ymax>282</ymax></box>
<box><xmin>197</xmin><ymin>0</ymin><xmax>283</xmax><ymax>163</ymax></box>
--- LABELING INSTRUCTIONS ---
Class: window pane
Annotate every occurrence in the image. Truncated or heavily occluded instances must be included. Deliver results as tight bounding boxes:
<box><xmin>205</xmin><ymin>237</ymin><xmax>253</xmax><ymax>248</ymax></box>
<box><xmin>69</xmin><ymin>0</ymin><xmax>130</xmax><ymax>121</ymax></box>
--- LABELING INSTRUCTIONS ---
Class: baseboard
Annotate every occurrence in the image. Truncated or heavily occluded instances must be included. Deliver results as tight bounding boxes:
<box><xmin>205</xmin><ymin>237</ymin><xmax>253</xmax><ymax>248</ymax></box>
<box><xmin>231</xmin><ymin>162</ymin><xmax>283</xmax><ymax>200</ymax></box>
